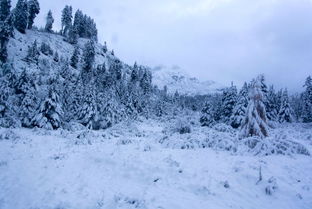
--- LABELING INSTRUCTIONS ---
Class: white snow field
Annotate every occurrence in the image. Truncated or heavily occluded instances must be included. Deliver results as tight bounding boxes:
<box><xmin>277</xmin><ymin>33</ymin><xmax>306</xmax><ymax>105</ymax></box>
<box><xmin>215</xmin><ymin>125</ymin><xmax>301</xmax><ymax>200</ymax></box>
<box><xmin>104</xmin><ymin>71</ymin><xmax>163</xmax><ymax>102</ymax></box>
<box><xmin>0</xmin><ymin>119</ymin><xmax>312</xmax><ymax>209</ymax></box>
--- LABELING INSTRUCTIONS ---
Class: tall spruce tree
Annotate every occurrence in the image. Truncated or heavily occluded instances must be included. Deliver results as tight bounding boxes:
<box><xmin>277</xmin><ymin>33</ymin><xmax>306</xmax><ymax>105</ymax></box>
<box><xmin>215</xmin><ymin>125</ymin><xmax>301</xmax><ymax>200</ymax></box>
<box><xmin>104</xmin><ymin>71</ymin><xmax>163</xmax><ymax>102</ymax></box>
<box><xmin>70</xmin><ymin>46</ymin><xmax>80</xmax><ymax>69</ymax></box>
<box><xmin>220</xmin><ymin>84</ymin><xmax>237</xmax><ymax>123</ymax></box>
<box><xmin>302</xmin><ymin>76</ymin><xmax>312</xmax><ymax>123</ymax></box>
<box><xmin>32</xmin><ymin>82</ymin><xmax>63</xmax><ymax>130</ymax></box>
<box><xmin>278</xmin><ymin>89</ymin><xmax>293</xmax><ymax>123</ymax></box>
<box><xmin>200</xmin><ymin>101</ymin><xmax>215</xmax><ymax>127</ymax></box>
<box><xmin>0</xmin><ymin>0</ymin><xmax>11</xmax><ymax>22</ymax></box>
<box><xmin>266</xmin><ymin>85</ymin><xmax>278</xmax><ymax>121</ymax></box>
<box><xmin>13</xmin><ymin>0</ymin><xmax>27</xmax><ymax>33</ymax></box>
<box><xmin>82</xmin><ymin>40</ymin><xmax>95</xmax><ymax>71</ymax></box>
<box><xmin>0</xmin><ymin>12</ymin><xmax>13</xmax><ymax>63</ymax></box>
<box><xmin>45</xmin><ymin>10</ymin><xmax>54</xmax><ymax>33</ymax></box>
<box><xmin>61</xmin><ymin>5</ymin><xmax>72</xmax><ymax>36</ymax></box>
<box><xmin>240</xmin><ymin>77</ymin><xmax>269</xmax><ymax>139</ymax></box>
<box><xmin>230</xmin><ymin>82</ymin><xmax>249</xmax><ymax>128</ymax></box>
<box><xmin>27</xmin><ymin>0</ymin><xmax>40</xmax><ymax>29</ymax></box>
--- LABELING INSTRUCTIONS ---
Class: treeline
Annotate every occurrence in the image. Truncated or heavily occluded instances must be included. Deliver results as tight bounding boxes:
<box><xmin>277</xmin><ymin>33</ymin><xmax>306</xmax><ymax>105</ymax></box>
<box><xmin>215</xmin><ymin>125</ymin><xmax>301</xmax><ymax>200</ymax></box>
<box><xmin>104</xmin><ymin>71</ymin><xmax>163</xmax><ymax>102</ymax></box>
<box><xmin>0</xmin><ymin>0</ymin><xmax>98</xmax><ymax>63</ymax></box>
<box><xmin>199</xmin><ymin>75</ymin><xmax>312</xmax><ymax>131</ymax></box>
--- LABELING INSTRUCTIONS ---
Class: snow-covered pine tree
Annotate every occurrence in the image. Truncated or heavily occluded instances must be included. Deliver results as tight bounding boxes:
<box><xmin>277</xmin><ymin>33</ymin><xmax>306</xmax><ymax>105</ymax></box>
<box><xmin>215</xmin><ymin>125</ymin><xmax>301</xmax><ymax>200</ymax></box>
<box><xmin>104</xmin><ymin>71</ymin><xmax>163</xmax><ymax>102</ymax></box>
<box><xmin>70</xmin><ymin>46</ymin><xmax>80</xmax><ymax>69</ymax></box>
<box><xmin>27</xmin><ymin>0</ymin><xmax>40</xmax><ymax>29</ymax></box>
<box><xmin>102</xmin><ymin>41</ymin><xmax>107</xmax><ymax>54</ymax></box>
<box><xmin>67</xmin><ymin>25</ymin><xmax>78</xmax><ymax>44</ymax></box>
<box><xmin>25</xmin><ymin>40</ymin><xmax>40</xmax><ymax>64</ymax></box>
<box><xmin>13</xmin><ymin>0</ymin><xmax>27</xmax><ymax>33</ymax></box>
<box><xmin>77</xmin><ymin>81</ymin><xmax>98</xmax><ymax>129</ymax></box>
<box><xmin>278</xmin><ymin>89</ymin><xmax>293</xmax><ymax>123</ymax></box>
<box><xmin>220</xmin><ymin>84</ymin><xmax>237</xmax><ymax>123</ymax></box>
<box><xmin>61</xmin><ymin>5</ymin><xmax>72</xmax><ymax>36</ymax></box>
<box><xmin>18</xmin><ymin>72</ymin><xmax>38</xmax><ymax>127</ymax></box>
<box><xmin>53</xmin><ymin>51</ymin><xmax>59</xmax><ymax>62</ymax></box>
<box><xmin>266</xmin><ymin>85</ymin><xmax>278</xmax><ymax>121</ymax></box>
<box><xmin>0</xmin><ymin>0</ymin><xmax>11</xmax><ymax>22</ymax></box>
<box><xmin>200</xmin><ymin>101</ymin><xmax>215</xmax><ymax>127</ymax></box>
<box><xmin>73</xmin><ymin>10</ymin><xmax>84</xmax><ymax>37</ymax></box>
<box><xmin>302</xmin><ymin>76</ymin><xmax>312</xmax><ymax>123</ymax></box>
<box><xmin>240</xmin><ymin>77</ymin><xmax>269</xmax><ymax>139</ymax></box>
<box><xmin>230</xmin><ymin>82</ymin><xmax>248</xmax><ymax>128</ymax></box>
<box><xmin>32</xmin><ymin>81</ymin><xmax>63</xmax><ymax>130</ymax></box>
<box><xmin>45</xmin><ymin>10</ymin><xmax>54</xmax><ymax>33</ymax></box>
<box><xmin>0</xmin><ymin>11</ymin><xmax>13</xmax><ymax>63</ymax></box>
<box><xmin>82</xmin><ymin>40</ymin><xmax>95</xmax><ymax>72</ymax></box>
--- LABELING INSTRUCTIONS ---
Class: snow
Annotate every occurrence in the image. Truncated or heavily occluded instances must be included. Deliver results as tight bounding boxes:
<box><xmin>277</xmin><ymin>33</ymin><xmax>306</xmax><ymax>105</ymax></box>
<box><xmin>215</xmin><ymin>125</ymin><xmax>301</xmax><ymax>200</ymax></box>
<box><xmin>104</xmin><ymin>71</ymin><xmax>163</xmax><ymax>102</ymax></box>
<box><xmin>1</xmin><ymin>119</ymin><xmax>312</xmax><ymax>209</ymax></box>
<box><xmin>151</xmin><ymin>65</ymin><xmax>224</xmax><ymax>96</ymax></box>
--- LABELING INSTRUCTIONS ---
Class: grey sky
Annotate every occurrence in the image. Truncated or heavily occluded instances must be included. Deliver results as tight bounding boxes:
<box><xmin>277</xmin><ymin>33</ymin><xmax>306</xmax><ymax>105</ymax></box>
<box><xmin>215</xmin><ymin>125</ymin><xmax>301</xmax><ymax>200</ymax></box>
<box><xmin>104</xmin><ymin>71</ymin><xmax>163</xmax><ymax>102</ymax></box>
<box><xmin>12</xmin><ymin>0</ymin><xmax>312</xmax><ymax>92</ymax></box>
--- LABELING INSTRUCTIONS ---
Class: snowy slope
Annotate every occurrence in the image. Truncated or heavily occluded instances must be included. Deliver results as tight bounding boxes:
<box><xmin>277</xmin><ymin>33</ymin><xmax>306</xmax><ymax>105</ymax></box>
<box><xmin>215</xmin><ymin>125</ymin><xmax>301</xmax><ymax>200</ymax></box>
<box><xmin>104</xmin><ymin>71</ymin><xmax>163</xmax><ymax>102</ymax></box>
<box><xmin>151</xmin><ymin>65</ymin><xmax>224</xmax><ymax>96</ymax></box>
<box><xmin>0</xmin><ymin>119</ymin><xmax>312</xmax><ymax>209</ymax></box>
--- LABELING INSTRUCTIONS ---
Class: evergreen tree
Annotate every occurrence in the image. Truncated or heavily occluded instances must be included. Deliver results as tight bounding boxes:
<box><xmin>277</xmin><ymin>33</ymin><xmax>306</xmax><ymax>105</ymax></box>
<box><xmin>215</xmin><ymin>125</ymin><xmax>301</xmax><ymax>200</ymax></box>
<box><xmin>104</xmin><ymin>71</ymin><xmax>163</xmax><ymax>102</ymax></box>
<box><xmin>278</xmin><ymin>89</ymin><xmax>293</xmax><ymax>123</ymax></box>
<box><xmin>73</xmin><ymin>10</ymin><xmax>84</xmax><ymax>37</ymax></box>
<box><xmin>25</xmin><ymin>40</ymin><xmax>40</xmax><ymax>64</ymax></box>
<box><xmin>27</xmin><ymin>0</ymin><xmax>40</xmax><ymax>29</ymax></box>
<box><xmin>67</xmin><ymin>25</ymin><xmax>78</xmax><ymax>44</ymax></box>
<box><xmin>44</xmin><ymin>10</ymin><xmax>54</xmax><ymax>33</ymax></box>
<box><xmin>32</xmin><ymin>83</ymin><xmax>63</xmax><ymax>130</ymax></box>
<box><xmin>70</xmin><ymin>46</ymin><xmax>79</xmax><ymax>69</ymax></box>
<box><xmin>0</xmin><ymin>13</ymin><xmax>14</xmax><ymax>63</ymax></box>
<box><xmin>220</xmin><ymin>84</ymin><xmax>237</xmax><ymax>123</ymax></box>
<box><xmin>302</xmin><ymin>76</ymin><xmax>312</xmax><ymax>123</ymax></box>
<box><xmin>0</xmin><ymin>0</ymin><xmax>11</xmax><ymax>22</ymax></box>
<box><xmin>200</xmin><ymin>101</ymin><xmax>215</xmax><ymax>127</ymax></box>
<box><xmin>102</xmin><ymin>41</ymin><xmax>107</xmax><ymax>53</ymax></box>
<box><xmin>82</xmin><ymin>40</ymin><xmax>95</xmax><ymax>72</ymax></box>
<box><xmin>13</xmin><ymin>0</ymin><xmax>28</xmax><ymax>33</ymax></box>
<box><xmin>61</xmin><ymin>5</ymin><xmax>72</xmax><ymax>36</ymax></box>
<box><xmin>240</xmin><ymin>77</ymin><xmax>269</xmax><ymax>139</ymax></box>
<box><xmin>53</xmin><ymin>51</ymin><xmax>59</xmax><ymax>62</ymax></box>
<box><xmin>230</xmin><ymin>82</ymin><xmax>248</xmax><ymax>128</ymax></box>
<box><xmin>266</xmin><ymin>85</ymin><xmax>278</xmax><ymax>121</ymax></box>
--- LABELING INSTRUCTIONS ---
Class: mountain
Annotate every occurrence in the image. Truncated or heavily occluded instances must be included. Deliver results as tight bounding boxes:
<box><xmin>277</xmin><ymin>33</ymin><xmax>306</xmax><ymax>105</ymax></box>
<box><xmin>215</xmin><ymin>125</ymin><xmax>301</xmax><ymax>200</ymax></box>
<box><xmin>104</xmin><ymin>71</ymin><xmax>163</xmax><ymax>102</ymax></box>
<box><xmin>151</xmin><ymin>65</ymin><xmax>224</xmax><ymax>96</ymax></box>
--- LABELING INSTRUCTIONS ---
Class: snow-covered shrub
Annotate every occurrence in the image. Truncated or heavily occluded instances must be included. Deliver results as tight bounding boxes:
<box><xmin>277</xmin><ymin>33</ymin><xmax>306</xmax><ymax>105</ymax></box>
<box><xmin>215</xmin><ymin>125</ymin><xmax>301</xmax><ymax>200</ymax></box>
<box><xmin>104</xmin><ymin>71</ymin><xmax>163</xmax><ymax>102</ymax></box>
<box><xmin>40</xmin><ymin>42</ymin><xmax>53</xmax><ymax>56</ymax></box>
<box><xmin>174</xmin><ymin>119</ymin><xmax>191</xmax><ymax>134</ymax></box>
<box><xmin>238</xmin><ymin>136</ymin><xmax>310</xmax><ymax>156</ymax></box>
<box><xmin>265</xmin><ymin>177</ymin><xmax>278</xmax><ymax>195</ymax></box>
<box><xmin>212</xmin><ymin>123</ymin><xmax>235</xmax><ymax>134</ymax></box>
<box><xmin>0</xmin><ymin>129</ymin><xmax>20</xmax><ymax>141</ymax></box>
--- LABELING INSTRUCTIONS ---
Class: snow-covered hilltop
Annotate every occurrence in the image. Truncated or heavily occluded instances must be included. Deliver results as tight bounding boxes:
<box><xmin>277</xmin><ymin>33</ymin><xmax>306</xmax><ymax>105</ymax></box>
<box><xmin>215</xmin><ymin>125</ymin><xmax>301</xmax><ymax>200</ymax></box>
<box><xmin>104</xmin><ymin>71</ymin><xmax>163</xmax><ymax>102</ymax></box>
<box><xmin>152</xmin><ymin>65</ymin><xmax>223</xmax><ymax>95</ymax></box>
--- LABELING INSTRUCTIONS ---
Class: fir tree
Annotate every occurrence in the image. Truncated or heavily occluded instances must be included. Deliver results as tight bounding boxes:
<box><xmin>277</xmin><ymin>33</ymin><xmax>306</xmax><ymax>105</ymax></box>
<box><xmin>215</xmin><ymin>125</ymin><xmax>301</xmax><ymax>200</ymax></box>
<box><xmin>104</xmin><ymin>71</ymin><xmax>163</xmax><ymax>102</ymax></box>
<box><xmin>73</xmin><ymin>10</ymin><xmax>84</xmax><ymax>37</ymax></box>
<box><xmin>67</xmin><ymin>25</ymin><xmax>78</xmax><ymax>44</ymax></box>
<box><xmin>70</xmin><ymin>46</ymin><xmax>79</xmax><ymax>69</ymax></box>
<box><xmin>220</xmin><ymin>84</ymin><xmax>237</xmax><ymax>123</ymax></box>
<box><xmin>61</xmin><ymin>5</ymin><xmax>72</xmax><ymax>36</ymax></box>
<box><xmin>13</xmin><ymin>0</ymin><xmax>28</xmax><ymax>33</ymax></box>
<box><xmin>53</xmin><ymin>51</ymin><xmax>59</xmax><ymax>62</ymax></box>
<box><xmin>0</xmin><ymin>13</ymin><xmax>14</xmax><ymax>63</ymax></box>
<box><xmin>45</xmin><ymin>10</ymin><xmax>54</xmax><ymax>33</ymax></box>
<box><xmin>230</xmin><ymin>82</ymin><xmax>248</xmax><ymax>128</ymax></box>
<box><xmin>200</xmin><ymin>101</ymin><xmax>215</xmax><ymax>127</ymax></box>
<box><xmin>27</xmin><ymin>0</ymin><xmax>40</xmax><ymax>29</ymax></box>
<box><xmin>278</xmin><ymin>89</ymin><xmax>293</xmax><ymax>123</ymax></box>
<box><xmin>0</xmin><ymin>0</ymin><xmax>11</xmax><ymax>22</ymax></box>
<box><xmin>266</xmin><ymin>85</ymin><xmax>278</xmax><ymax>121</ymax></box>
<box><xmin>25</xmin><ymin>40</ymin><xmax>40</xmax><ymax>64</ymax></box>
<box><xmin>240</xmin><ymin>77</ymin><xmax>269</xmax><ymax>139</ymax></box>
<box><xmin>82</xmin><ymin>40</ymin><xmax>95</xmax><ymax>72</ymax></box>
<box><xmin>302</xmin><ymin>76</ymin><xmax>312</xmax><ymax>123</ymax></box>
<box><xmin>32</xmin><ymin>83</ymin><xmax>63</xmax><ymax>130</ymax></box>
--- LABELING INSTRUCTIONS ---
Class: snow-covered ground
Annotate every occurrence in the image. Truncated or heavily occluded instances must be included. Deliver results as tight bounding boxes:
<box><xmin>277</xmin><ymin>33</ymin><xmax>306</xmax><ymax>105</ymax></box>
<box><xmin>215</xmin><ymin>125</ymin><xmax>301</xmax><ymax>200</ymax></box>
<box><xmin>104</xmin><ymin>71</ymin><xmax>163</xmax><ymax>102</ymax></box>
<box><xmin>0</xmin><ymin>119</ymin><xmax>311</xmax><ymax>209</ymax></box>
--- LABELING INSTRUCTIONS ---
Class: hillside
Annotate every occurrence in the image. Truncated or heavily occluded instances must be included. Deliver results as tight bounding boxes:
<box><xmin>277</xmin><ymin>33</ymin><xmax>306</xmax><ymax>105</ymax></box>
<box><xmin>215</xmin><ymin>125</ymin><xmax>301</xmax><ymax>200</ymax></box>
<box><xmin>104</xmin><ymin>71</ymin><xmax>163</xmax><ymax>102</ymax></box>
<box><xmin>152</xmin><ymin>65</ymin><xmax>223</xmax><ymax>96</ymax></box>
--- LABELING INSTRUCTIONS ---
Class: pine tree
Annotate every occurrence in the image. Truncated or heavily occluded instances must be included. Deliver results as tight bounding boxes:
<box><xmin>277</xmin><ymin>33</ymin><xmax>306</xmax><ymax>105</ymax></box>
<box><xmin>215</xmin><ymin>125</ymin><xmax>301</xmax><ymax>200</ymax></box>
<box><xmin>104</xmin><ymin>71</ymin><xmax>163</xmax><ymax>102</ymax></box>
<box><xmin>82</xmin><ymin>40</ymin><xmax>95</xmax><ymax>71</ymax></box>
<box><xmin>53</xmin><ymin>51</ymin><xmax>59</xmax><ymax>62</ymax></box>
<box><xmin>45</xmin><ymin>10</ymin><xmax>54</xmax><ymax>33</ymax></box>
<box><xmin>240</xmin><ymin>77</ymin><xmax>269</xmax><ymax>139</ymax></box>
<box><xmin>0</xmin><ymin>0</ymin><xmax>11</xmax><ymax>22</ymax></box>
<box><xmin>220</xmin><ymin>84</ymin><xmax>237</xmax><ymax>123</ymax></box>
<box><xmin>70</xmin><ymin>46</ymin><xmax>79</xmax><ymax>69</ymax></box>
<box><xmin>32</xmin><ymin>83</ymin><xmax>63</xmax><ymax>130</ymax></box>
<box><xmin>77</xmin><ymin>82</ymin><xmax>98</xmax><ymax>129</ymax></box>
<box><xmin>278</xmin><ymin>89</ymin><xmax>293</xmax><ymax>123</ymax></box>
<box><xmin>25</xmin><ymin>40</ymin><xmax>40</xmax><ymax>64</ymax></box>
<box><xmin>0</xmin><ymin>13</ymin><xmax>14</xmax><ymax>63</ymax></box>
<box><xmin>61</xmin><ymin>5</ymin><xmax>72</xmax><ymax>36</ymax></box>
<box><xmin>266</xmin><ymin>85</ymin><xmax>278</xmax><ymax>121</ymax></box>
<box><xmin>27</xmin><ymin>0</ymin><xmax>40</xmax><ymax>29</ymax></box>
<box><xmin>200</xmin><ymin>101</ymin><xmax>215</xmax><ymax>127</ymax></box>
<box><xmin>73</xmin><ymin>10</ymin><xmax>84</xmax><ymax>37</ymax></box>
<box><xmin>302</xmin><ymin>76</ymin><xmax>312</xmax><ymax>123</ymax></box>
<box><xmin>67</xmin><ymin>25</ymin><xmax>78</xmax><ymax>44</ymax></box>
<box><xmin>13</xmin><ymin>0</ymin><xmax>27</xmax><ymax>33</ymax></box>
<box><xmin>230</xmin><ymin>82</ymin><xmax>248</xmax><ymax>128</ymax></box>
<box><xmin>102</xmin><ymin>41</ymin><xmax>107</xmax><ymax>53</ymax></box>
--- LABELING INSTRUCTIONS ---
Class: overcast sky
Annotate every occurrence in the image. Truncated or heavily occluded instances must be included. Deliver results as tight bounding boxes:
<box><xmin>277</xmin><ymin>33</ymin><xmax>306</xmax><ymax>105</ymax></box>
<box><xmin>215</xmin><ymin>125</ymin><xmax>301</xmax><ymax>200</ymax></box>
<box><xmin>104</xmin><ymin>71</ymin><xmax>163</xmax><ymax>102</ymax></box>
<box><xmin>12</xmin><ymin>0</ymin><xmax>312</xmax><ymax>92</ymax></box>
